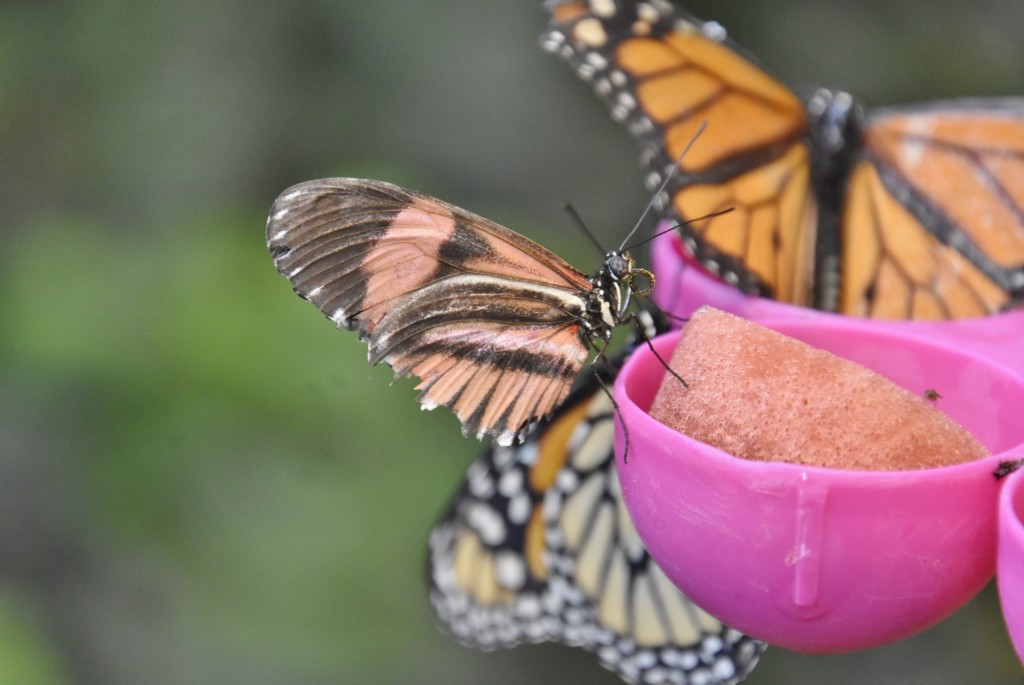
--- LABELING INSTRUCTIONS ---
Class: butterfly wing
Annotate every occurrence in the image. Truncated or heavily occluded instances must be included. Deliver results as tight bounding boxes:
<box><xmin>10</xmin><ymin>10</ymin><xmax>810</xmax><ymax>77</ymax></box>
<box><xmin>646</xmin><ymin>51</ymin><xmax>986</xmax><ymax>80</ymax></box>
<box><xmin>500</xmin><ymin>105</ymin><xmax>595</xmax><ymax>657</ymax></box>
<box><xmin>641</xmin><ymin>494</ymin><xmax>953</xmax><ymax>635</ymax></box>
<box><xmin>544</xmin><ymin>0</ymin><xmax>816</xmax><ymax>306</ymax></box>
<box><xmin>428</xmin><ymin>364</ymin><xmax>765</xmax><ymax>684</ymax></box>
<box><xmin>267</xmin><ymin>178</ymin><xmax>594</xmax><ymax>445</ymax></box>
<box><xmin>843</xmin><ymin>100</ymin><xmax>1024</xmax><ymax>318</ymax></box>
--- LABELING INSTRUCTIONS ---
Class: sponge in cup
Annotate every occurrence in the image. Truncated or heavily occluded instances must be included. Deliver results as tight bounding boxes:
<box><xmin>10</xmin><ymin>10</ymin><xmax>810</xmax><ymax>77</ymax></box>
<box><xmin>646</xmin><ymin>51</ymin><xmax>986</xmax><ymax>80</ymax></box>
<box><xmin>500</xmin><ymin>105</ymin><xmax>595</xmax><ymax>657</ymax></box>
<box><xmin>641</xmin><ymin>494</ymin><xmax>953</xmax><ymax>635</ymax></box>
<box><xmin>648</xmin><ymin>307</ymin><xmax>989</xmax><ymax>470</ymax></box>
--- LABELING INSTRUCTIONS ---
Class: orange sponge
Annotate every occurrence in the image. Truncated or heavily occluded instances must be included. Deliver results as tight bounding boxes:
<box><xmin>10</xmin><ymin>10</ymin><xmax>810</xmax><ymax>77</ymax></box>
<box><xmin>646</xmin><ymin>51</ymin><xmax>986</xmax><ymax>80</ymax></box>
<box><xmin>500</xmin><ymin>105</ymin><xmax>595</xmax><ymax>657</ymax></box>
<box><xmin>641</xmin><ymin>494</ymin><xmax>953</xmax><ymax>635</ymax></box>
<box><xmin>649</xmin><ymin>307</ymin><xmax>989</xmax><ymax>470</ymax></box>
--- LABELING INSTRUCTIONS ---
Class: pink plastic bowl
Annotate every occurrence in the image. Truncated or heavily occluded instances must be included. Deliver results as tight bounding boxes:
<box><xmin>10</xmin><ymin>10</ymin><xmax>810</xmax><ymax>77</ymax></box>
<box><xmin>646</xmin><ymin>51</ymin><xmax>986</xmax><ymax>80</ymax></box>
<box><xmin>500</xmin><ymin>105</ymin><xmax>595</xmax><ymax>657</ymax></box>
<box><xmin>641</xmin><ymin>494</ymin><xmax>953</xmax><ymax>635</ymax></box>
<box><xmin>1000</xmin><ymin>468</ymin><xmax>1024</xmax><ymax>664</ymax></box>
<box><xmin>614</xmin><ymin>322</ymin><xmax>1024</xmax><ymax>653</ymax></box>
<box><xmin>649</xmin><ymin>228</ymin><xmax>1024</xmax><ymax>379</ymax></box>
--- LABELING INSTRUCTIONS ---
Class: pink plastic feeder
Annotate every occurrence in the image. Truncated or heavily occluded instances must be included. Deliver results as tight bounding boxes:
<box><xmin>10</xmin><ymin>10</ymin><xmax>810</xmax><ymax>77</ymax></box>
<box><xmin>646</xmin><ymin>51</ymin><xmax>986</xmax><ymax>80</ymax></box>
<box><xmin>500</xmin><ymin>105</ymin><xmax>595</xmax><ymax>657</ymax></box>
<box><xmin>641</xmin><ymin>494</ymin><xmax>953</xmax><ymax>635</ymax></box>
<box><xmin>613</xmin><ymin>322</ymin><xmax>1024</xmax><ymax>653</ymax></box>
<box><xmin>1000</xmin><ymin>468</ymin><xmax>1024</xmax><ymax>664</ymax></box>
<box><xmin>649</xmin><ymin>227</ymin><xmax>1024</xmax><ymax>379</ymax></box>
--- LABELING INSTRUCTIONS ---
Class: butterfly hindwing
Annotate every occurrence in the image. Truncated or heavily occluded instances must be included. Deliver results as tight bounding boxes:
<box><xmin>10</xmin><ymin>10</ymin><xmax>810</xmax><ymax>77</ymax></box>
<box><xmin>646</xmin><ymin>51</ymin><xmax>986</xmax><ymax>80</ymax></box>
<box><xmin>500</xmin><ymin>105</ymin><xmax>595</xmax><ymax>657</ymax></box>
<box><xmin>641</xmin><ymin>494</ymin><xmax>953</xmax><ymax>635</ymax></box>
<box><xmin>846</xmin><ymin>100</ymin><xmax>1024</xmax><ymax>318</ymax></box>
<box><xmin>544</xmin><ymin>0</ymin><xmax>1024</xmax><ymax>319</ymax></box>
<box><xmin>267</xmin><ymin>178</ymin><xmax>596</xmax><ymax>445</ymax></box>
<box><xmin>428</xmin><ymin>362</ymin><xmax>766</xmax><ymax>685</ymax></box>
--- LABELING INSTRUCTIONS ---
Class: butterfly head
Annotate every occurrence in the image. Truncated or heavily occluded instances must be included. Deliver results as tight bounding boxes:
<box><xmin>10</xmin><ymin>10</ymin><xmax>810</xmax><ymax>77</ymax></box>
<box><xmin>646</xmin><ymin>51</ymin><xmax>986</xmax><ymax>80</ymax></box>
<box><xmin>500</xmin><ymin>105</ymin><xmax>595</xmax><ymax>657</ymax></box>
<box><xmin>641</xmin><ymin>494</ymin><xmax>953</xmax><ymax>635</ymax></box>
<box><xmin>581</xmin><ymin>251</ymin><xmax>656</xmax><ymax>341</ymax></box>
<box><xmin>807</xmin><ymin>89</ymin><xmax>864</xmax><ymax>163</ymax></box>
<box><xmin>603</xmin><ymin>250</ymin><xmax>654</xmax><ymax>299</ymax></box>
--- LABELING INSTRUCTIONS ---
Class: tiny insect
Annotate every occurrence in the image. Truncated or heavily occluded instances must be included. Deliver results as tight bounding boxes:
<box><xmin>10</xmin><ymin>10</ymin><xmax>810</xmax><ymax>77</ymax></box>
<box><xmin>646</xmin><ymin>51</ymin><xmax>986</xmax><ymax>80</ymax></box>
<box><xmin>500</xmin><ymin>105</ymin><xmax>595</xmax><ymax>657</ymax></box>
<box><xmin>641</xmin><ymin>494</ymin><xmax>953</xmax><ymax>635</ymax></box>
<box><xmin>922</xmin><ymin>388</ymin><xmax>942</xmax><ymax>402</ymax></box>
<box><xmin>266</xmin><ymin>174</ymin><xmax>704</xmax><ymax>446</ymax></box>
<box><xmin>994</xmin><ymin>458</ymin><xmax>1024</xmax><ymax>480</ymax></box>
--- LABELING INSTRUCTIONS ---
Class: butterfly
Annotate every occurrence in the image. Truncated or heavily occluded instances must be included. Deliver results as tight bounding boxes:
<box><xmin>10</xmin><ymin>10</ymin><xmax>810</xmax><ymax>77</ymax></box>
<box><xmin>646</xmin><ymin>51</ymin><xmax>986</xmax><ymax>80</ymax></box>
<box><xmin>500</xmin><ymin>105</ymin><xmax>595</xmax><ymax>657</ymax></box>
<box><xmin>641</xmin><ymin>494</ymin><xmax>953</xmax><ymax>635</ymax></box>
<box><xmin>543</xmin><ymin>0</ymin><xmax>1024</xmax><ymax>320</ymax></box>
<box><xmin>428</xmin><ymin>339</ymin><xmax>766</xmax><ymax>685</ymax></box>
<box><xmin>266</xmin><ymin>177</ymin><xmax>660</xmax><ymax>447</ymax></box>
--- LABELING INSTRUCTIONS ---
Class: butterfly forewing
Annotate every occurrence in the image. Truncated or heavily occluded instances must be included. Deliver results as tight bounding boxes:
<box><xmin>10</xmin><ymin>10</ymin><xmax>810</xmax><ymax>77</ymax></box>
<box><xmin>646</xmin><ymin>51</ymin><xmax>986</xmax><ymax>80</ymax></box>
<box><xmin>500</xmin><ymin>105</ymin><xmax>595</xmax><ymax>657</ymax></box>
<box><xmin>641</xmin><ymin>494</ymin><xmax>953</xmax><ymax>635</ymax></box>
<box><xmin>267</xmin><ymin>178</ymin><xmax>595</xmax><ymax>444</ymax></box>
<box><xmin>543</xmin><ymin>0</ymin><xmax>815</xmax><ymax>303</ymax></box>
<box><xmin>428</xmin><ymin>364</ymin><xmax>765</xmax><ymax>685</ymax></box>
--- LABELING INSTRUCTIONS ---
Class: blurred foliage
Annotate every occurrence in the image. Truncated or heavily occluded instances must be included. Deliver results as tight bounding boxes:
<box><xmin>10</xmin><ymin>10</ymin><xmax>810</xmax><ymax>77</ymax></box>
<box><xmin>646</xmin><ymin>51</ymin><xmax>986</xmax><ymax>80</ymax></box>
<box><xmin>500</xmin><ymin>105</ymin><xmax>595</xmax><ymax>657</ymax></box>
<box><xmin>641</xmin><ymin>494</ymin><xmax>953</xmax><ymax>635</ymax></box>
<box><xmin>1</xmin><ymin>0</ymin><xmax>1022</xmax><ymax>684</ymax></box>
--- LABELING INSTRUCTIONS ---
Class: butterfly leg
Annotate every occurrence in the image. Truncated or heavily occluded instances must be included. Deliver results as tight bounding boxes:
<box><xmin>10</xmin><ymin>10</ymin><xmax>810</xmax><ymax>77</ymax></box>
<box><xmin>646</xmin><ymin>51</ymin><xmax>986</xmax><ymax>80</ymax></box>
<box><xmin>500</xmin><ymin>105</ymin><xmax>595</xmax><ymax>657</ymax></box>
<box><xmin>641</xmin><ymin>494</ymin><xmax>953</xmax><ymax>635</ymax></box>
<box><xmin>631</xmin><ymin>315</ymin><xmax>689</xmax><ymax>389</ymax></box>
<box><xmin>586</xmin><ymin>338</ymin><xmax>635</xmax><ymax>464</ymax></box>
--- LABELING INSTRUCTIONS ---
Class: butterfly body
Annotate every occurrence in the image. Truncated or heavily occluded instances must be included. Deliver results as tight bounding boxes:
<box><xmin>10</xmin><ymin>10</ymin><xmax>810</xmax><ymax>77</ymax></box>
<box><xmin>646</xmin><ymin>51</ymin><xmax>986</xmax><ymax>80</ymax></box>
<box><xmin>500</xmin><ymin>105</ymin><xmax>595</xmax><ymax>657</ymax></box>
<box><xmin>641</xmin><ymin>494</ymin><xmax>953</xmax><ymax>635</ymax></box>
<box><xmin>545</xmin><ymin>0</ymin><xmax>1024</xmax><ymax>320</ymax></box>
<box><xmin>266</xmin><ymin>178</ymin><xmax>650</xmax><ymax>446</ymax></box>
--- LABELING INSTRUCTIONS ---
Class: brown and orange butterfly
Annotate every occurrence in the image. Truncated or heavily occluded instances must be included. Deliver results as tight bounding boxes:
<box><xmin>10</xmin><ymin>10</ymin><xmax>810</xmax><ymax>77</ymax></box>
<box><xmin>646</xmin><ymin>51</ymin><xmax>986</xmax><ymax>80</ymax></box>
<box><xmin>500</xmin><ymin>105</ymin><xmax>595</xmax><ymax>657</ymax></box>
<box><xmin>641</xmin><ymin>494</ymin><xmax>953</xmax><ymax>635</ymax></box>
<box><xmin>266</xmin><ymin>178</ymin><xmax>659</xmax><ymax>446</ymax></box>
<box><xmin>544</xmin><ymin>0</ymin><xmax>1024</xmax><ymax>320</ymax></box>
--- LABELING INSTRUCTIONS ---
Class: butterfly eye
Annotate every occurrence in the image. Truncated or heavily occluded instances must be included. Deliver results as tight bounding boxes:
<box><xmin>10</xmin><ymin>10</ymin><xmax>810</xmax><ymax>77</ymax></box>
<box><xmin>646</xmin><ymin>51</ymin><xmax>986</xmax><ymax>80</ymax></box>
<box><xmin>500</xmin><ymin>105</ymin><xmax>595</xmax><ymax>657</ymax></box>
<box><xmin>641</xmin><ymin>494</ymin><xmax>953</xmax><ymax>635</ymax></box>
<box><xmin>624</xmin><ymin>267</ymin><xmax>654</xmax><ymax>298</ymax></box>
<box><xmin>605</xmin><ymin>252</ymin><xmax>630</xmax><ymax>279</ymax></box>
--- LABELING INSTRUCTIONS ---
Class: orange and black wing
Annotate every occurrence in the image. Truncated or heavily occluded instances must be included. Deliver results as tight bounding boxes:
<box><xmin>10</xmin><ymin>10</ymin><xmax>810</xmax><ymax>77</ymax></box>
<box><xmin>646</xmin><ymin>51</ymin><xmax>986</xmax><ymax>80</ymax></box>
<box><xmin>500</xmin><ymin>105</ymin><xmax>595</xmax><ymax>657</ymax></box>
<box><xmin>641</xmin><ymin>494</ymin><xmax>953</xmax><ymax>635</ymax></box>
<box><xmin>844</xmin><ymin>100</ymin><xmax>1024</xmax><ymax>319</ymax></box>
<box><xmin>428</xmin><ymin>363</ymin><xmax>765</xmax><ymax>684</ymax></box>
<box><xmin>544</xmin><ymin>0</ymin><xmax>816</xmax><ymax>306</ymax></box>
<box><xmin>266</xmin><ymin>178</ymin><xmax>594</xmax><ymax>445</ymax></box>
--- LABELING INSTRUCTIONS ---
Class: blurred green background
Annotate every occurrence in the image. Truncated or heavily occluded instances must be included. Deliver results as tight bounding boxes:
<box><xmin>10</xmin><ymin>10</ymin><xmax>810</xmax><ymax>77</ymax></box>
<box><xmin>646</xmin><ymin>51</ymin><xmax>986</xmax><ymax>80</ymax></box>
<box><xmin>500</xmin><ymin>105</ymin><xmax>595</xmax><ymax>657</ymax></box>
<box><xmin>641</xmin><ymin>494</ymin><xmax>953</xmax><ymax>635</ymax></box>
<box><xmin>2</xmin><ymin>1</ymin><xmax>1021</xmax><ymax>683</ymax></box>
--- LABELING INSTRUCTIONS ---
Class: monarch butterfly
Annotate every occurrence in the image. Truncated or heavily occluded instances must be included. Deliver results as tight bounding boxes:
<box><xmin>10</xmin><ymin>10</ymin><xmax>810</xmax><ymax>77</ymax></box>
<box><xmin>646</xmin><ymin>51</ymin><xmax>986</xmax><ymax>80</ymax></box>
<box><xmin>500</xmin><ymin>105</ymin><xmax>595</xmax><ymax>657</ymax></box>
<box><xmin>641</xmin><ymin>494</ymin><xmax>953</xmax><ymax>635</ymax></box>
<box><xmin>266</xmin><ymin>177</ymin><xmax>663</xmax><ymax>446</ymax></box>
<box><xmin>428</xmin><ymin>338</ymin><xmax>766</xmax><ymax>685</ymax></box>
<box><xmin>543</xmin><ymin>0</ymin><xmax>1024</xmax><ymax>320</ymax></box>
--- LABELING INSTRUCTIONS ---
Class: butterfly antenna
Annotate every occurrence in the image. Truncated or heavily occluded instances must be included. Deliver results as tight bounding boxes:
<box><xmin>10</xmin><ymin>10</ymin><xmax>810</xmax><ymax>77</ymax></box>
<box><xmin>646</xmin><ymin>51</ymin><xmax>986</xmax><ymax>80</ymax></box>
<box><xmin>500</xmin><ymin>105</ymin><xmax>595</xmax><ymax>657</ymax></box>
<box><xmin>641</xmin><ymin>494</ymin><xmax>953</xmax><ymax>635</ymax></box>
<box><xmin>563</xmin><ymin>202</ymin><xmax>607</xmax><ymax>257</ymax></box>
<box><xmin>618</xmin><ymin>120</ymin><xmax>708</xmax><ymax>252</ymax></box>
<box><xmin>622</xmin><ymin>207</ymin><xmax>735</xmax><ymax>253</ymax></box>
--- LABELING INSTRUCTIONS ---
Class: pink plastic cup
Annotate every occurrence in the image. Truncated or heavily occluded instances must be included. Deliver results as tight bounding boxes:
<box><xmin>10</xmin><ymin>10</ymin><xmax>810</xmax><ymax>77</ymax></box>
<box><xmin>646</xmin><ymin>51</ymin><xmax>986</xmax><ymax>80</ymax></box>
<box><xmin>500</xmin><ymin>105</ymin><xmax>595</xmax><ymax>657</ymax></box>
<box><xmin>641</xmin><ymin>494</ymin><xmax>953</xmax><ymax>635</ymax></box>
<box><xmin>1000</xmin><ymin>468</ymin><xmax>1024</xmax><ymax>664</ymax></box>
<box><xmin>649</xmin><ymin>227</ymin><xmax>1024</xmax><ymax>379</ymax></box>
<box><xmin>614</xmin><ymin>321</ymin><xmax>1024</xmax><ymax>653</ymax></box>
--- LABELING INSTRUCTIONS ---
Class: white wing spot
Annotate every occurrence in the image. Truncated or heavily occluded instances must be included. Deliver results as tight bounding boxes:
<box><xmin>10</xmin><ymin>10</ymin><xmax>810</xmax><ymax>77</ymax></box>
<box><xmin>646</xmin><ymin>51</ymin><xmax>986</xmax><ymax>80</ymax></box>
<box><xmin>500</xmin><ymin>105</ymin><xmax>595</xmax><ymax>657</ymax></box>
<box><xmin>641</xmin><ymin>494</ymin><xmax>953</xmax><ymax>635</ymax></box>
<box><xmin>590</xmin><ymin>0</ymin><xmax>616</xmax><ymax>19</ymax></box>
<box><xmin>508</xmin><ymin>494</ymin><xmax>531</xmax><ymax>525</ymax></box>
<box><xmin>574</xmin><ymin>17</ymin><xmax>608</xmax><ymax>47</ymax></box>
<box><xmin>498</xmin><ymin>468</ymin><xmax>524</xmax><ymax>497</ymax></box>
<box><xmin>468</xmin><ymin>503</ymin><xmax>506</xmax><ymax>545</ymax></box>
<box><xmin>585</xmin><ymin>52</ymin><xmax>608</xmax><ymax>70</ymax></box>
<box><xmin>701</xmin><ymin>20</ymin><xmax>727</xmax><ymax>41</ymax></box>
<box><xmin>637</xmin><ymin>2</ymin><xmax>661</xmax><ymax>23</ymax></box>
<box><xmin>494</xmin><ymin>552</ymin><xmax>527</xmax><ymax>590</ymax></box>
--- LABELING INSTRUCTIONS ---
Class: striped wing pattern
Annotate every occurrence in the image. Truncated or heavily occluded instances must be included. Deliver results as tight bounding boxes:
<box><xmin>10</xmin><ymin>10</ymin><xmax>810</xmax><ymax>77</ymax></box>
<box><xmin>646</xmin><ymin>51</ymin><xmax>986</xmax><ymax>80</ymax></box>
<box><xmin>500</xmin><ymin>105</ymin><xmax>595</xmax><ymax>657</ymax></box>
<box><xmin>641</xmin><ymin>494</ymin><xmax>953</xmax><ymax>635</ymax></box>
<box><xmin>266</xmin><ymin>178</ymin><xmax>595</xmax><ymax>445</ymax></box>
<box><xmin>428</xmin><ymin>368</ymin><xmax>765</xmax><ymax>685</ymax></box>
